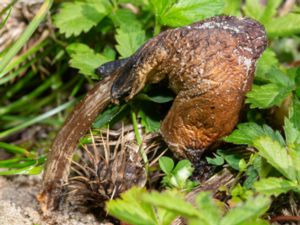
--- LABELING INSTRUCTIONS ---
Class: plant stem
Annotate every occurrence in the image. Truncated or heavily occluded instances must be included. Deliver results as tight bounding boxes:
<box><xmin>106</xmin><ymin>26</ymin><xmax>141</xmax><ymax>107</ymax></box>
<box><xmin>154</xmin><ymin>19</ymin><xmax>161</xmax><ymax>35</ymax></box>
<box><xmin>131</xmin><ymin>111</ymin><xmax>142</xmax><ymax>145</ymax></box>
<box><xmin>0</xmin><ymin>0</ymin><xmax>53</xmax><ymax>76</ymax></box>
<box><xmin>130</xmin><ymin>110</ymin><xmax>148</xmax><ymax>165</ymax></box>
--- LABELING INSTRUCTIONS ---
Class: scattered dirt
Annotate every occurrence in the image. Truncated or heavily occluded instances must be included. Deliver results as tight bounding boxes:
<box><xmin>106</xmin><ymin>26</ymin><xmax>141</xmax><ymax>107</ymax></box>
<box><xmin>0</xmin><ymin>175</ymin><xmax>110</xmax><ymax>225</ymax></box>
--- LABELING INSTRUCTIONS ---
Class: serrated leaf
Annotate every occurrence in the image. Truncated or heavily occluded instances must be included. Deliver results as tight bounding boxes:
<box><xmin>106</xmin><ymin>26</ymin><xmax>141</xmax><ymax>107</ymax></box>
<box><xmin>53</xmin><ymin>0</ymin><xmax>111</xmax><ymax>37</ymax></box>
<box><xmin>253</xmin><ymin>136</ymin><xmax>296</xmax><ymax>181</ymax></box>
<box><xmin>142</xmin><ymin>190</ymin><xmax>199</xmax><ymax>217</ymax></box>
<box><xmin>67</xmin><ymin>43</ymin><xmax>113</xmax><ymax>79</ymax></box>
<box><xmin>246</xmin><ymin>83</ymin><xmax>293</xmax><ymax>109</ymax></box>
<box><xmin>255</xmin><ymin>49</ymin><xmax>279</xmax><ymax>80</ymax></box>
<box><xmin>220</xmin><ymin>195</ymin><xmax>270</xmax><ymax>225</ymax></box>
<box><xmin>106</xmin><ymin>187</ymin><xmax>157</xmax><ymax>225</ymax></box>
<box><xmin>149</xmin><ymin>0</ymin><xmax>176</xmax><ymax>19</ymax></box>
<box><xmin>224</xmin><ymin>122</ymin><xmax>285</xmax><ymax>146</ymax></box>
<box><xmin>115</xmin><ymin>25</ymin><xmax>146</xmax><ymax>58</ymax></box>
<box><xmin>266</xmin><ymin>13</ymin><xmax>300</xmax><ymax>37</ymax></box>
<box><xmin>159</xmin><ymin>156</ymin><xmax>174</xmax><ymax>175</ymax></box>
<box><xmin>253</xmin><ymin>177</ymin><xmax>299</xmax><ymax>196</ymax></box>
<box><xmin>206</xmin><ymin>154</ymin><xmax>224</xmax><ymax>166</ymax></box>
<box><xmin>160</xmin><ymin>0</ymin><xmax>224</xmax><ymax>27</ymax></box>
<box><xmin>265</xmin><ymin>67</ymin><xmax>295</xmax><ymax>87</ymax></box>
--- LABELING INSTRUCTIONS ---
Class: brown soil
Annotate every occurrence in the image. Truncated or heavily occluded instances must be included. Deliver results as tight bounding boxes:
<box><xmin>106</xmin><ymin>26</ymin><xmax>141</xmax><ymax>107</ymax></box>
<box><xmin>0</xmin><ymin>175</ymin><xmax>110</xmax><ymax>225</ymax></box>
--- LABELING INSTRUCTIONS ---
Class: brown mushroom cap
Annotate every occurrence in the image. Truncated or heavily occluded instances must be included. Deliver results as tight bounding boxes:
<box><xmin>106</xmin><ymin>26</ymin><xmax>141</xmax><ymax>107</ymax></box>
<box><xmin>111</xmin><ymin>16</ymin><xmax>267</xmax><ymax>160</ymax></box>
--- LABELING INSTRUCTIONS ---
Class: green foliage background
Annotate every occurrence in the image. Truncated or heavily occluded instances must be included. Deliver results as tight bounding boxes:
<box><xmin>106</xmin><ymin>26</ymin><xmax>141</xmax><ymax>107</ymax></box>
<box><xmin>0</xmin><ymin>0</ymin><xmax>300</xmax><ymax>223</ymax></box>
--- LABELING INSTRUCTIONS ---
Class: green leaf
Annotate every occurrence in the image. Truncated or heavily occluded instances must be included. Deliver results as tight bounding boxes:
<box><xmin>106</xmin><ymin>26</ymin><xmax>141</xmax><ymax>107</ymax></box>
<box><xmin>220</xmin><ymin>195</ymin><xmax>270</xmax><ymax>225</ymax></box>
<box><xmin>160</xmin><ymin>0</ymin><xmax>225</xmax><ymax>27</ymax></box>
<box><xmin>67</xmin><ymin>43</ymin><xmax>113</xmax><ymax>79</ymax></box>
<box><xmin>243</xmin><ymin>0</ymin><xmax>264</xmax><ymax>21</ymax></box>
<box><xmin>224</xmin><ymin>153</ymin><xmax>243</xmax><ymax>171</ymax></box>
<box><xmin>266</xmin><ymin>13</ymin><xmax>300</xmax><ymax>37</ymax></box>
<box><xmin>142</xmin><ymin>190</ymin><xmax>199</xmax><ymax>218</ymax></box>
<box><xmin>222</xmin><ymin>0</ymin><xmax>241</xmax><ymax>16</ymax></box>
<box><xmin>0</xmin><ymin>7</ymin><xmax>11</xmax><ymax>30</ymax></box>
<box><xmin>253</xmin><ymin>136</ymin><xmax>296</xmax><ymax>181</ymax></box>
<box><xmin>252</xmin><ymin>156</ymin><xmax>273</xmax><ymax>179</ymax></box>
<box><xmin>158</xmin><ymin>156</ymin><xmax>174</xmax><ymax>175</ymax></box>
<box><xmin>93</xmin><ymin>104</ymin><xmax>128</xmax><ymax>128</ymax></box>
<box><xmin>115</xmin><ymin>25</ymin><xmax>146</xmax><ymax>58</ymax></box>
<box><xmin>284</xmin><ymin>118</ymin><xmax>300</xmax><ymax>148</ymax></box>
<box><xmin>149</xmin><ymin>0</ymin><xmax>175</xmax><ymax>19</ymax></box>
<box><xmin>265</xmin><ymin>67</ymin><xmax>295</xmax><ymax>87</ymax></box>
<box><xmin>118</xmin><ymin>0</ymin><xmax>146</xmax><ymax>5</ymax></box>
<box><xmin>246</xmin><ymin>83</ymin><xmax>293</xmax><ymax>109</ymax></box>
<box><xmin>53</xmin><ymin>0</ymin><xmax>111</xmax><ymax>37</ymax></box>
<box><xmin>166</xmin><ymin>160</ymin><xmax>197</xmax><ymax>190</ymax></box>
<box><xmin>224</xmin><ymin>122</ymin><xmax>285</xmax><ymax>146</ymax></box>
<box><xmin>255</xmin><ymin>49</ymin><xmax>279</xmax><ymax>81</ymax></box>
<box><xmin>137</xmin><ymin>93</ymin><xmax>174</xmax><ymax>103</ymax></box>
<box><xmin>159</xmin><ymin>156</ymin><xmax>174</xmax><ymax>175</ymax></box>
<box><xmin>231</xmin><ymin>184</ymin><xmax>254</xmax><ymax>202</ymax></box>
<box><xmin>289</xmin><ymin>96</ymin><xmax>300</xmax><ymax>130</ymax></box>
<box><xmin>295</xmin><ymin>69</ymin><xmax>300</xmax><ymax>97</ymax></box>
<box><xmin>139</xmin><ymin>109</ymin><xmax>161</xmax><ymax>133</ymax></box>
<box><xmin>244</xmin><ymin>165</ymin><xmax>259</xmax><ymax>189</ymax></box>
<box><xmin>106</xmin><ymin>187</ymin><xmax>157</xmax><ymax>225</ymax></box>
<box><xmin>193</xmin><ymin>192</ymin><xmax>221</xmax><ymax>225</ymax></box>
<box><xmin>259</xmin><ymin>0</ymin><xmax>281</xmax><ymax>24</ymax></box>
<box><xmin>0</xmin><ymin>165</ymin><xmax>43</xmax><ymax>175</ymax></box>
<box><xmin>290</xmin><ymin>150</ymin><xmax>300</xmax><ymax>183</ymax></box>
<box><xmin>173</xmin><ymin>159</ymin><xmax>192</xmax><ymax>174</ymax></box>
<box><xmin>206</xmin><ymin>154</ymin><xmax>225</xmax><ymax>166</ymax></box>
<box><xmin>253</xmin><ymin>177</ymin><xmax>299</xmax><ymax>196</ymax></box>
<box><xmin>233</xmin><ymin>220</ymin><xmax>269</xmax><ymax>225</ymax></box>
<box><xmin>110</xmin><ymin>8</ymin><xmax>141</xmax><ymax>28</ymax></box>
<box><xmin>0</xmin><ymin>142</ymin><xmax>33</xmax><ymax>157</ymax></box>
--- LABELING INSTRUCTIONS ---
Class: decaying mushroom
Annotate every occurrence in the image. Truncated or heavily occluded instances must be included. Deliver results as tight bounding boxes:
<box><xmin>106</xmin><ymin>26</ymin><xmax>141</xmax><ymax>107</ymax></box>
<box><xmin>38</xmin><ymin>15</ymin><xmax>267</xmax><ymax>212</ymax></box>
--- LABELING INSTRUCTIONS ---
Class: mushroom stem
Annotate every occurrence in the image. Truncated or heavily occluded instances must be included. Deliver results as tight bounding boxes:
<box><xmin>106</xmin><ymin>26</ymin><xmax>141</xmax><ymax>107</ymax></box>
<box><xmin>38</xmin><ymin>76</ymin><xmax>114</xmax><ymax>212</ymax></box>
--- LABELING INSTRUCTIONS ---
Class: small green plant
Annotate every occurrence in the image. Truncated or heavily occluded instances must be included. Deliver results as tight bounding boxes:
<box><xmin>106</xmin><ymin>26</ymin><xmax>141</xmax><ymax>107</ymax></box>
<box><xmin>106</xmin><ymin>187</ymin><xmax>271</xmax><ymax>225</ymax></box>
<box><xmin>225</xmin><ymin>97</ymin><xmax>300</xmax><ymax>197</ymax></box>
<box><xmin>159</xmin><ymin>156</ymin><xmax>198</xmax><ymax>190</ymax></box>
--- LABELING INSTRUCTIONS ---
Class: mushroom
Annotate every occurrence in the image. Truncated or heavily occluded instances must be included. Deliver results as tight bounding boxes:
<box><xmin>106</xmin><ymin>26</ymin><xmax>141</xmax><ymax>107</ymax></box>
<box><xmin>38</xmin><ymin>15</ymin><xmax>267</xmax><ymax>211</ymax></box>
